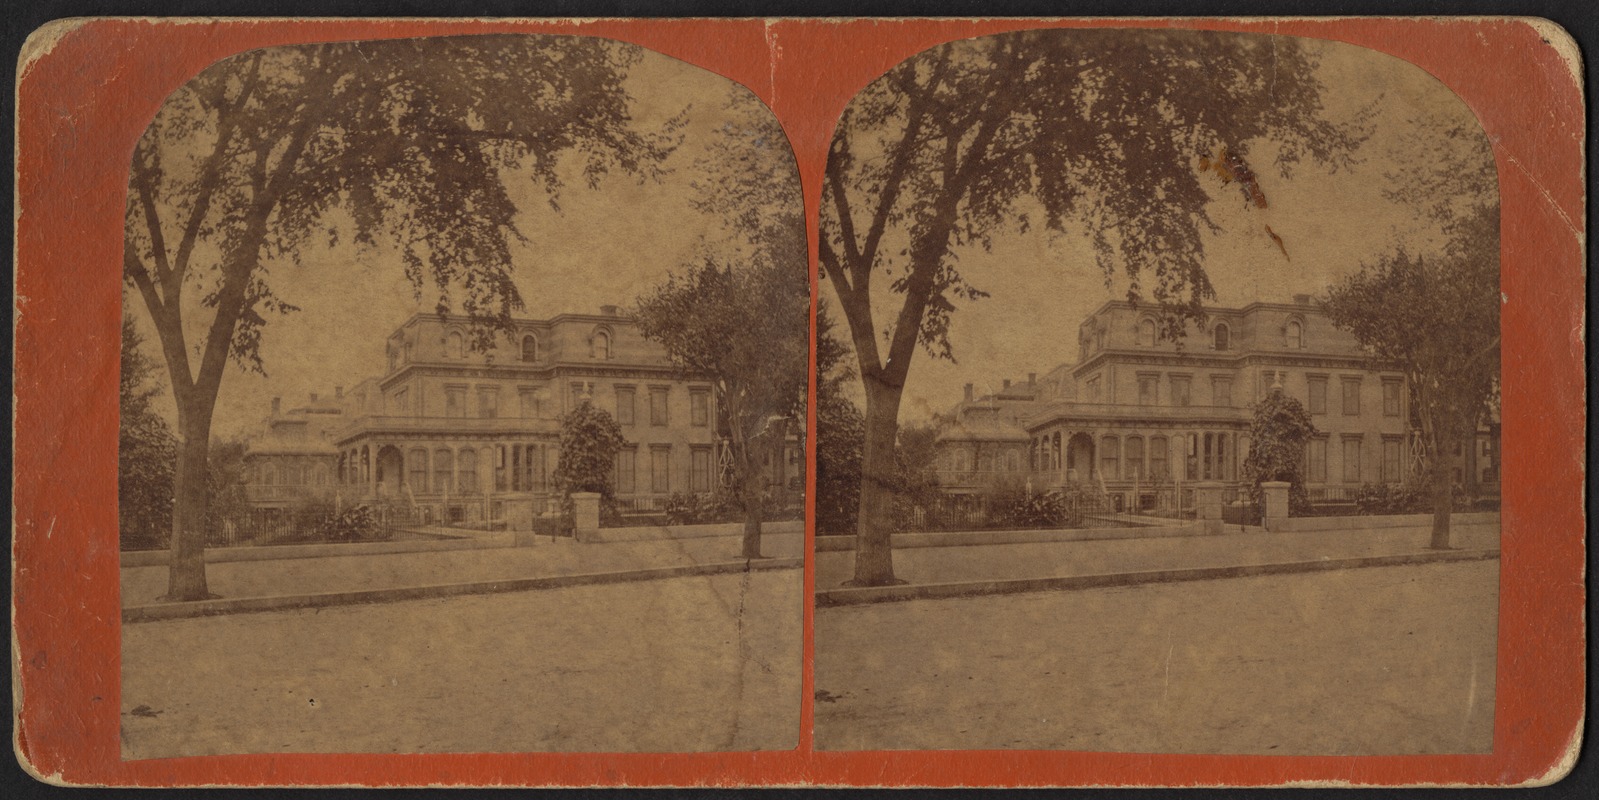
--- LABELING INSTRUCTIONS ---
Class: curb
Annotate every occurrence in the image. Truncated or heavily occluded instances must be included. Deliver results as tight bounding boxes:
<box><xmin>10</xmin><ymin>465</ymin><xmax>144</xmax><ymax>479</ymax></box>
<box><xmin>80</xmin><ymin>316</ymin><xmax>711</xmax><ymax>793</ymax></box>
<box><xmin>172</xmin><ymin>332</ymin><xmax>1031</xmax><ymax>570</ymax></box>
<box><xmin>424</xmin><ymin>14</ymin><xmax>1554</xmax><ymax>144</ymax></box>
<box><xmin>124</xmin><ymin>557</ymin><xmax>804</xmax><ymax>623</ymax></box>
<box><xmin>815</xmin><ymin>549</ymin><xmax>1499</xmax><ymax>607</ymax></box>
<box><xmin>815</xmin><ymin>524</ymin><xmax>1211</xmax><ymax>552</ymax></box>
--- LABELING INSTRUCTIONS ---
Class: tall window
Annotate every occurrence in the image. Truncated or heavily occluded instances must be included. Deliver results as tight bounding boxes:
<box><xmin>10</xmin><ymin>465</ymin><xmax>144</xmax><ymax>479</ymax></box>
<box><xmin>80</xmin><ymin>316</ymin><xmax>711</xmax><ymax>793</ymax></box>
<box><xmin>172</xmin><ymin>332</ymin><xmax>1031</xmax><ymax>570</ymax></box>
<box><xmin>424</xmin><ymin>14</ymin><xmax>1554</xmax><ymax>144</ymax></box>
<box><xmin>1184</xmin><ymin>433</ymin><xmax>1199</xmax><ymax>480</ymax></box>
<box><xmin>1382</xmin><ymin>438</ymin><xmax>1403</xmax><ymax>483</ymax></box>
<box><xmin>445</xmin><ymin>387</ymin><xmax>466</xmax><ymax>418</ymax></box>
<box><xmin>1342</xmin><ymin>378</ymin><xmax>1362</xmax><ymax>416</ymax></box>
<box><xmin>458</xmin><ymin>449</ymin><xmax>478</xmax><ymax>494</ymax></box>
<box><xmin>1006</xmin><ymin>449</ymin><xmax>1020</xmax><ymax>472</ymax></box>
<box><xmin>1213</xmin><ymin>323</ymin><xmax>1230</xmax><ymax>351</ymax></box>
<box><xmin>1100</xmin><ymin>435</ymin><xmax>1120</xmax><ymax>481</ymax></box>
<box><xmin>262</xmin><ymin>463</ymin><xmax>278</xmax><ymax>485</ymax></box>
<box><xmin>1149</xmin><ymin>436</ymin><xmax>1168</xmax><ymax>481</ymax></box>
<box><xmin>651</xmin><ymin>446</ymin><xmax>671</xmax><ymax>493</ymax></box>
<box><xmin>1342</xmin><ymin>437</ymin><xmax>1363</xmax><ymax>483</ymax></box>
<box><xmin>1137</xmin><ymin>374</ymin><xmax>1158</xmax><ymax>405</ymax></box>
<box><xmin>523</xmin><ymin>444</ymin><xmax>547</xmax><ymax>492</ymax></box>
<box><xmin>1137</xmin><ymin>318</ymin><xmax>1157</xmax><ymax>347</ymax></box>
<box><xmin>447</xmin><ymin>331</ymin><xmax>465</xmax><ymax>359</ymax></box>
<box><xmin>1170</xmin><ymin>376</ymin><xmax>1191</xmax><ymax>407</ymax></box>
<box><xmin>616</xmin><ymin>448</ymin><xmax>637</xmax><ymax>494</ymax></box>
<box><xmin>393</xmin><ymin>388</ymin><xmax>408</xmax><ymax>413</ymax></box>
<box><xmin>1125</xmin><ymin>436</ymin><xmax>1145</xmax><ymax>481</ymax></box>
<box><xmin>1307</xmin><ymin>438</ymin><xmax>1328</xmax><ymax>483</ymax></box>
<box><xmin>691</xmin><ymin>447</ymin><xmax>712</xmax><ymax>492</ymax></box>
<box><xmin>478</xmin><ymin>388</ymin><xmax>498</xmax><ymax>419</ymax></box>
<box><xmin>1307</xmin><ymin>376</ymin><xmax>1328</xmax><ymax>415</ymax></box>
<box><xmin>649</xmin><ymin>387</ymin><xmax>669</xmax><ymax>426</ymax></box>
<box><xmin>408</xmin><ymin>449</ymin><xmax>428</xmax><ymax>492</ymax></box>
<box><xmin>615</xmin><ymin>387</ymin><xmax>636</xmax><ymax>426</ymax></box>
<box><xmin>520</xmin><ymin>388</ymin><xmax>542</xmax><ymax>419</ymax></box>
<box><xmin>1383</xmin><ymin>380</ymin><xmax>1402</xmax><ymax>416</ymax></box>
<box><xmin>434</xmin><ymin>449</ymin><xmax>454</xmax><ymax>495</ymax></box>
<box><xmin>1086</xmin><ymin>376</ymin><xmax>1101</xmax><ymax>402</ymax></box>
<box><xmin>520</xmin><ymin>334</ymin><xmax>538</xmax><ymax>362</ymax></box>
<box><xmin>1212</xmin><ymin>377</ymin><xmax>1233</xmax><ymax>407</ymax></box>
<box><xmin>1286</xmin><ymin>320</ymin><xmax>1303</xmax><ymax>349</ymax></box>
<box><xmin>591</xmin><ymin>330</ymin><xmax>611</xmax><ymax>360</ymax></box>
<box><xmin>690</xmin><ymin>390</ymin><xmax>710</xmax><ymax>427</ymax></box>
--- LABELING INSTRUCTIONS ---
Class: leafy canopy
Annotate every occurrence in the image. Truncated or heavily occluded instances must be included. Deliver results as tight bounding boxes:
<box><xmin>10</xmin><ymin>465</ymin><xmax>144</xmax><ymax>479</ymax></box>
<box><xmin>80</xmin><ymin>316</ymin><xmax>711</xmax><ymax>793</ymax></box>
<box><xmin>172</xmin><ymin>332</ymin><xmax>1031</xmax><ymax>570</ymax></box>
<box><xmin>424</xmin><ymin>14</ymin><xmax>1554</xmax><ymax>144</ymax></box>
<box><xmin>821</xmin><ymin>28</ymin><xmax>1367</xmax><ymax>381</ymax></box>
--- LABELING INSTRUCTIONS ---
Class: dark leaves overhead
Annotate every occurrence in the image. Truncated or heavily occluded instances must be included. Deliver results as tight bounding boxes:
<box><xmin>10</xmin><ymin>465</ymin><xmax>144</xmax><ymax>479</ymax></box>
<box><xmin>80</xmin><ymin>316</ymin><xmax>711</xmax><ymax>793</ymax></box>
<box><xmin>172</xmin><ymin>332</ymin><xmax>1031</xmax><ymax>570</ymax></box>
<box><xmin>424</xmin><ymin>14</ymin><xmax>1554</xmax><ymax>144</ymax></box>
<box><xmin>821</xmin><ymin>28</ymin><xmax>1367</xmax><ymax>372</ymax></box>
<box><xmin>125</xmin><ymin>34</ymin><xmax>679</xmax><ymax>371</ymax></box>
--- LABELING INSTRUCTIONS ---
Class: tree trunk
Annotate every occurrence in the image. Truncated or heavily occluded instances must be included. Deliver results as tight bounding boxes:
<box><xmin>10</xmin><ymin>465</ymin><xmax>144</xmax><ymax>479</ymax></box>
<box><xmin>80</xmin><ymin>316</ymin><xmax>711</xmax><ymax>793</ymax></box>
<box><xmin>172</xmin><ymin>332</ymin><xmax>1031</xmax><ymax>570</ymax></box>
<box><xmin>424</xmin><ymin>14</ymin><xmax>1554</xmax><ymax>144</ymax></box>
<box><xmin>741</xmin><ymin>451</ymin><xmax>766</xmax><ymax>560</ymax></box>
<box><xmin>1428</xmin><ymin>439</ymin><xmax>1453</xmax><ymax>550</ymax></box>
<box><xmin>850</xmin><ymin>378</ymin><xmax>905</xmax><ymax>586</ymax></box>
<box><xmin>165</xmin><ymin>398</ymin><xmax>216</xmax><ymax>600</ymax></box>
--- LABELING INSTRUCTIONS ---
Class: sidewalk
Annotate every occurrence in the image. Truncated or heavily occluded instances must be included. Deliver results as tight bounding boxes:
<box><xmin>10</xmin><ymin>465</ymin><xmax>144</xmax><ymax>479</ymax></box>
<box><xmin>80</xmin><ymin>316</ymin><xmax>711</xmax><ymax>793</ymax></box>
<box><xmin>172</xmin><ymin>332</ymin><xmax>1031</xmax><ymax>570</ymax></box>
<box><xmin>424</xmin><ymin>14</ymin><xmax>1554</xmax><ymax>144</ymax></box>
<box><xmin>123</xmin><ymin>531</ymin><xmax>804</xmax><ymax>617</ymax></box>
<box><xmin>817</xmin><ymin>518</ymin><xmax>1500</xmax><ymax>603</ymax></box>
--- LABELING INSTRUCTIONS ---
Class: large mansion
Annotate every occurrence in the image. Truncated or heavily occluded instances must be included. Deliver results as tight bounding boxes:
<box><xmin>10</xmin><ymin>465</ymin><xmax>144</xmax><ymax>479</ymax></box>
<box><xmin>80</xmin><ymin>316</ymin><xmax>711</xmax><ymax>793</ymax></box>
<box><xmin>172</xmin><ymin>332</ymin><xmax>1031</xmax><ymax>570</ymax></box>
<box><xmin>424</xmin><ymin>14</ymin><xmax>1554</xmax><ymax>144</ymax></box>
<box><xmin>242</xmin><ymin>307</ymin><xmax>798</xmax><ymax>525</ymax></box>
<box><xmin>933</xmin><ymin>297</ymin><xmax>1498</xmax><ymax>510</ymax></box>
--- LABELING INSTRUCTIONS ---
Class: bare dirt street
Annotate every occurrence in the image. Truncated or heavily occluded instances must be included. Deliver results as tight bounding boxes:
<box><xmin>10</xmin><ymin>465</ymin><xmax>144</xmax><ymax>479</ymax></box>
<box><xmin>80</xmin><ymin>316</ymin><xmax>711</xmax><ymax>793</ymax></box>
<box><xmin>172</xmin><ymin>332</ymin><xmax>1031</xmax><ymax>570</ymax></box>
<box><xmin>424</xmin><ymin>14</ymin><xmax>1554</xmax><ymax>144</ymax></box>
<box><xmin>122</xmin><ymin>571</ymin><xmax>800</xmax><ymax>757</ymax></box>
<box><xmin>815</xmin><ymin>560</ymin><xmax>1497</xmax><ymax>754</ymax></box>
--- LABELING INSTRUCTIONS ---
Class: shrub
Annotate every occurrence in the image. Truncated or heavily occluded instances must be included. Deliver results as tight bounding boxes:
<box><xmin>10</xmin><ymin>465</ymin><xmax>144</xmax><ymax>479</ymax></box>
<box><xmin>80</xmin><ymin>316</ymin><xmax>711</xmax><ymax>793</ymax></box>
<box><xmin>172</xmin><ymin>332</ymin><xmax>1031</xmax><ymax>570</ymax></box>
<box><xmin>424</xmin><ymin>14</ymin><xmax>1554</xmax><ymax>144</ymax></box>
<box><xmin>664</xmin><ymin>492</ymin><xmax>743</xmax><ymax>526</ymax></box>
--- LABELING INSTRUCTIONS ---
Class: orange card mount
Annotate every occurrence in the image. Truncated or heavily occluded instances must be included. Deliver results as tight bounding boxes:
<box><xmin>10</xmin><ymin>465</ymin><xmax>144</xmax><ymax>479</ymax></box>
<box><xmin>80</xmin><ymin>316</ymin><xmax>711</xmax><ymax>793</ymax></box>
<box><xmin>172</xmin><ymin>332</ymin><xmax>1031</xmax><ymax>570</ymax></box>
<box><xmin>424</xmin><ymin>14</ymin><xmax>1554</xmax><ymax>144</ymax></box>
<box><xmin>13</xmin><ymin>16</ymin><xmax>1584</xmax><ymax>788</ymax></box>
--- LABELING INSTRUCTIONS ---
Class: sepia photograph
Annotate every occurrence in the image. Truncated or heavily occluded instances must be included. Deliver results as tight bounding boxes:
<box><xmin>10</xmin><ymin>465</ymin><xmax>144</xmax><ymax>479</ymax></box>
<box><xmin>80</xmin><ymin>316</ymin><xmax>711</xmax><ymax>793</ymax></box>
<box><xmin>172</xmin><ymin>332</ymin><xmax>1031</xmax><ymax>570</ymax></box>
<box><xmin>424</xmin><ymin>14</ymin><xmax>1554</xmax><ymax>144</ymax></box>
<box><xmin>813</xmin><ymin>28</ymin><xmax>1502</xmax><ymax>754</ymax></box>
<box><xmin>117</xmin><ymin>34</ymin><xmax>808</xmax><ymax>757</ymax></box>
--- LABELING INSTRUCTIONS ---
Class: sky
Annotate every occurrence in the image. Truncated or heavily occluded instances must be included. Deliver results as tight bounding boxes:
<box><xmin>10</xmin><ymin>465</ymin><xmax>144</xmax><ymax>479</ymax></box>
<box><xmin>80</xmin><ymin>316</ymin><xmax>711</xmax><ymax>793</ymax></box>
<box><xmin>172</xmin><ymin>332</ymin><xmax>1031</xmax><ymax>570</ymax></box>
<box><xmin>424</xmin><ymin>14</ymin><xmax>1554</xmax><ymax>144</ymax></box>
<box><xmin>822</xmin><ymin>33</ymin><xmax>1496</xmax><ymax>422</ymax></box>
<box><xmin>128</xmin><ymin>41</ymin><xmax>790</xmax><ymax>439</ymax></box>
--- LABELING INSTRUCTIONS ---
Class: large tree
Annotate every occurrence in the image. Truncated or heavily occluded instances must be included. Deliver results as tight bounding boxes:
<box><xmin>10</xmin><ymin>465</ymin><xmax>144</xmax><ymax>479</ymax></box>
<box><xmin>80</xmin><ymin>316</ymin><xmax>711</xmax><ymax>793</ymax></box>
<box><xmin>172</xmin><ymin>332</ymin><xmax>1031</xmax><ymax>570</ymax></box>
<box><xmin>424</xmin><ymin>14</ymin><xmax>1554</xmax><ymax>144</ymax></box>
<box><xmin>820</xmin><ymin>29</ymin><xmax>1365</xmax><ymax>585</ymax></box>
<box><xmin>1321</xmin><ymin>112</ymin><xmax>1499</xmax><ymax>550</ymax></box>
<box><xmin>633</xmin><ymin>90</ymin><xmax>808</xmax><ymax>559</ymax></box>
<box><xmin>123</xmin><ymin>36</ymin><xmax>675</xmax><ymax>600</ymax></box>
<box><xmin>633</xmin><ymin>259</ymin><xmax>809</xmax><ymax>558</ymax></box>
<box><xmin>1321</xmin><ymin>214</ymin><xmax>1499</xmax><ymax>548</ymax></box>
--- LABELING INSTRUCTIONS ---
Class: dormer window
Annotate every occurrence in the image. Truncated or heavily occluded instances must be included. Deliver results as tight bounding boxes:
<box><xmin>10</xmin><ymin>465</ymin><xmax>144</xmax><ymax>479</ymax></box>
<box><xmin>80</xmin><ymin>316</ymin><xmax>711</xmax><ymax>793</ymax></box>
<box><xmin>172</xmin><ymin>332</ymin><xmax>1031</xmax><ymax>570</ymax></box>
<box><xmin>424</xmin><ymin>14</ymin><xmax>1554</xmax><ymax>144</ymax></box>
<box><xmin>1137</xmin><ymin>318</ymin><xmax>1157</xmax><ymax>347</ymax></box>
<box><xmin>447</xmin><ymin>331</ymin><xmax>465</xmax><ymax>359</ymax></box>
<box><xmin>1285</xmin><ymin>319</ymin><xmax>1304</xmax><ymax>350</ymax></box>
<box><xmin>1213</xmin><ymin>322</ymin><xmax>1231</xmax><ymax>351</ymax></box>
<box><xmin>591</xmin><ymin>329</ymin><xmax>611</xmax><ymax>360</ymax></box>
<box><xmin>520</xmin><ymin>334</ymin><xmax>538</xmax><ymax>363</ymax></box>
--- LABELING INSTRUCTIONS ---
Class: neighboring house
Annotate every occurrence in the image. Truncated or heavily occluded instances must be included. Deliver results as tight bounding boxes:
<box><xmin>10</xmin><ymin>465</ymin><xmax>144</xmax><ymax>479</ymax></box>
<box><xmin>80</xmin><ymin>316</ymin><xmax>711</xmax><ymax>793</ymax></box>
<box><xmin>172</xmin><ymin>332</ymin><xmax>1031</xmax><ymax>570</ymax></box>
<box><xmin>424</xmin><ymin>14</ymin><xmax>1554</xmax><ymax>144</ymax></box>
<box><xmin>243</xmin><ymin>307</ymin><xmax>799</xmax><ymax>525</ymax></box>
<box><xmin>240</xmin><ymin>393</ymin><xmax>344</xmax><ymax>509</ymax></box>
<box><xmin>934</xmin><ymin>296</ymin><xmax>1444</xmax><ymax>511</ymax></box>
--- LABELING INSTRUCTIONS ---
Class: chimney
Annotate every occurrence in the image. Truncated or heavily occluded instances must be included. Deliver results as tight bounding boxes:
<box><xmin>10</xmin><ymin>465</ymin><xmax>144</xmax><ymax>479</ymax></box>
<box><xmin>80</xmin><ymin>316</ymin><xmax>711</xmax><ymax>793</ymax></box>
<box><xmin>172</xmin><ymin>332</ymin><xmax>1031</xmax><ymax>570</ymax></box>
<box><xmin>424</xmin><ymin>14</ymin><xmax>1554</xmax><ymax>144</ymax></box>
<box><xmin>335</xmin><ymin>385</ymin><xmax>344</xmax><ymax>399</ymax></box>
<box><xmin>600</xmin><ymin>304</ymin><xmax>620</xmax><ymax>316</ymax></box>
<box><xmin>1028</xmin><ymin>372</ymin><xmax>1037</xmax><ymax>385</ymax></box>
<box><xmin>1293</xmin><ymin>293</ymin><xmax>1312</xmax><ymax>305</ymax></box>
<box><xmin>963</xmin><ymin>383</ymin><xmax>974</xmax><ymax>402</ymax></box>
<box><xmin>1002</xmin><ymin>379</ymin><xmax>1012</xmax><ymax>390</ymax></box>
<box><xmin>271</xmin><ymin>396</ymin><xmax>281</xmax><ymax>415</ymax></box>
<box><xmin>309</xmin><ymin>392</ymin><xmax>318</xmax><ymax>403</ymax></box>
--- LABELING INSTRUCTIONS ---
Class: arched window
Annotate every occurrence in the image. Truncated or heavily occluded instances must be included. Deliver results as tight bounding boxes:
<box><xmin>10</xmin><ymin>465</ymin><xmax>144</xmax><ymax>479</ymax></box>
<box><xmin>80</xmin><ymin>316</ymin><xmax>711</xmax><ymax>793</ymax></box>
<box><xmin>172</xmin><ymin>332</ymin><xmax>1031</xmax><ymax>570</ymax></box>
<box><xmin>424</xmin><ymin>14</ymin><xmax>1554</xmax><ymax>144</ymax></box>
<box><xmin>1149</xmin><ymin>436</ymin><xmax>1168</xmax><ymax>481</ymax></box>
<box><xmin>1285</xmin><ymin>320</ymin><xmax>1303</xmax><ymax>350</ymax></box>
<box><xmin>1125</xmin><ymin>436</ymin><xmax>1145</xmax><ymax>481</ymax></box>
<box><xmin>1213</xmin><ymin>323</ymin><xmax>1231</xmax><ymax>351</ymax></box>
<box><xmin>1138</xmin><ymin>318</ymin><xmax>1157</xmax><ymax>347</ymax></box>
<box><xmin>1100</xmin><ymin>435</ymin><xmax>1120</xmax><ymax>480</ymax></box>
<box><xmin>520</xmin><ymin>334</ymin><xmax>538</xmax><ymax>363</ymax></box>
<box><xmin>447</xmin><ymin>331</ymin><xmax>465</xmax><ymax>359</ymax></box>
<box><xmin>458</xmin><ymin>448</ymin><xmax>478</xmax><ymax>494</ymax></box>
<box><xmin>434</xmin><ymin>449</ymin><xmax>454</xmax><ymax>496</ymax></box>
<box><xmin>591</xmin><ymin>330</ymin><xmax>611</xmax><ymax>360</ymax></box>
<box><xmin>408</xmin><ymin>448</ymin><xmax>429</xmax><ymax>492</ymax></box>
